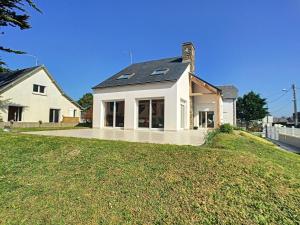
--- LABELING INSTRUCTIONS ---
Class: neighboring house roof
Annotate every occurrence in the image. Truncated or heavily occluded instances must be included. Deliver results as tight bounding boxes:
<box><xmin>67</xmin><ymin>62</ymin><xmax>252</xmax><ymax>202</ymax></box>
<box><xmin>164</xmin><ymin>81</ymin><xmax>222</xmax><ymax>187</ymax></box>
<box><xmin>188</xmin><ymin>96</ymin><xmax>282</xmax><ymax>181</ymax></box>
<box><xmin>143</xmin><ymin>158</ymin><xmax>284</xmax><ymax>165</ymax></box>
<box><xmin>0</xmin><ymin>66</ymin><xmax>40</xmax><ymax>90</ymax></box>
<box><xmin>217</xmin><ymin>85</ymin><xmax>238</xmax><ymax>99</ymax></box>
<box><xmin>0</xmin><ymin>66</ymin><xmax>82</xmax><ymax>109</ymax></box>
<box><xmin>93</xmin><ymin>57</ymin><xmax>189</xmax><ymax>89</ymax></box>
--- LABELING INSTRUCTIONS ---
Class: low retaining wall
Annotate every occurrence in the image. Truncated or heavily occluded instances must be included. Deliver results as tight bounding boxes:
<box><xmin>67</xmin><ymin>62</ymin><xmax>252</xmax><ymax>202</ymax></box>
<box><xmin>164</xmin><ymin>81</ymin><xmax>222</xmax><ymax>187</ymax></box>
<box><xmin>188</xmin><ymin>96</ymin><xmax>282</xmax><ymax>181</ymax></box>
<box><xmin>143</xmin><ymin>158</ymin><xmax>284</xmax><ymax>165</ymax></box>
<box><xmin>279</xmin><ymin>134</ymin><xmax>300</xmax><ymax>148</ymax></box>
<box><xmin>0</xmin><ymin>122</ymin><xmax>79</xmax><ymax>129</ymax></box>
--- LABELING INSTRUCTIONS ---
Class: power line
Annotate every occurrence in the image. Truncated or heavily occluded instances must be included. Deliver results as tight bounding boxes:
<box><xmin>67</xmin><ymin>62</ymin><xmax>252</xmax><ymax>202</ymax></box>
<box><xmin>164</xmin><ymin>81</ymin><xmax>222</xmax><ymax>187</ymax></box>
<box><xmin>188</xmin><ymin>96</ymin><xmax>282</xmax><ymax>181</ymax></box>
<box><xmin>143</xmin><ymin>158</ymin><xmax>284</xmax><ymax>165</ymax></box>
<box><xmin>264</xmin><ymin>90</ymin><xmax>288</xmax><ymax>99</ymax></box>
<box><xmin>271</xmin><ymin>102</ymin><xmax>291</xmax><ymax>114</ymax></box>
<box><xmin>267</xmin><ymin>88</ymin><xmax>290</xmax><ymax>104</ymax></box>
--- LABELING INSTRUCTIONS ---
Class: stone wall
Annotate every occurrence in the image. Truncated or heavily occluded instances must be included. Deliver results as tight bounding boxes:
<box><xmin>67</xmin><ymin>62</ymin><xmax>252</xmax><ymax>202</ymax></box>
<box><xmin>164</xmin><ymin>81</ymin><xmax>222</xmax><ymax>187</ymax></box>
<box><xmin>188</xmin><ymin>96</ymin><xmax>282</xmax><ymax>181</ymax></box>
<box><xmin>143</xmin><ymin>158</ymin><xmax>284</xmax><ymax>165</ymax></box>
<box><xmin>0</xmin><ymin>122</ymin><xmax>79</xmax><ymax>129</ymax></box>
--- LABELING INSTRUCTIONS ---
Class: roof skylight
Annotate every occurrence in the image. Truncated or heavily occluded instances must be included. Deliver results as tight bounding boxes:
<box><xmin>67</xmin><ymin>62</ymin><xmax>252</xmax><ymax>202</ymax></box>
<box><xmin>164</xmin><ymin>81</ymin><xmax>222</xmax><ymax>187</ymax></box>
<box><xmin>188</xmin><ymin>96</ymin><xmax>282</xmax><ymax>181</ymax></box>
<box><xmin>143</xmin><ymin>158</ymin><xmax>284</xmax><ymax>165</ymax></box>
<box><xmin>151</xmin><ymin>68</ymin><xmax>169</xmax><ymax>76</ymax></box>
<box><xmin>117</xmin><ymin>73</ymin><xmax>135</xmax><ymax>80</ymax></box>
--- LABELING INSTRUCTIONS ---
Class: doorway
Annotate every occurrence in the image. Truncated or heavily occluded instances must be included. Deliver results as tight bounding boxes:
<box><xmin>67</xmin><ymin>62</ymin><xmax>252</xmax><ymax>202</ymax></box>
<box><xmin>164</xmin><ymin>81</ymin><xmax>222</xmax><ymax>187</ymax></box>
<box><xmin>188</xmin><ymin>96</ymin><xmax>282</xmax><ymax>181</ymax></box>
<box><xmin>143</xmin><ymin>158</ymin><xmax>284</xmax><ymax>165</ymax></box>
<box><xmin>199</xmin><ymin>111</ymin><xmax>215</xmax><ymax>128</ymax></box>
<box><xmin>8</xmin><ymin>106</ymin><xmax>23</xmax><ymax>121</ymax></box>
<box><xmin>138</xmin><ymin>99</ymin><xmax>164</xmax><ymax>129</ymax></box>
<box><xmin>104</xmin><ymin>101</ymin><xmax>125</xmax><ymax>128</ymax></box>
<box><xmin>49</xmin><ymin>109</ymin><xmax>60</xmax><ymax>123</ymax></box>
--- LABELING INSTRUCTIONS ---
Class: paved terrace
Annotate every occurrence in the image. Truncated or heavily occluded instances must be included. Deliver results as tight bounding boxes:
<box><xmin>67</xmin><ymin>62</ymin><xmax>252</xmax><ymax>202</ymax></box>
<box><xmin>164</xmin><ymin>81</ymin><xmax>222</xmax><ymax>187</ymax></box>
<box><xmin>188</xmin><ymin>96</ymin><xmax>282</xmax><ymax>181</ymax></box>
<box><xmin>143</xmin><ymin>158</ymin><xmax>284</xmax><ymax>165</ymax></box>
<box><xmin>24</xmin><ymin>128</ymin><xmax>207</xmax><ymax>146</ymax></box>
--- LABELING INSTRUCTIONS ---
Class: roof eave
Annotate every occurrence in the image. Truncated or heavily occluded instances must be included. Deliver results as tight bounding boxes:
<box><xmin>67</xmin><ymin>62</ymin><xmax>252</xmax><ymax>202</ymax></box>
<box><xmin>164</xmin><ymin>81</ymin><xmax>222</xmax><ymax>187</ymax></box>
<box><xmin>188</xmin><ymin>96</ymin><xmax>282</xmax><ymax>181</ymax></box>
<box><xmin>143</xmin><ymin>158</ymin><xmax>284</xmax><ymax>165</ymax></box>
<box><xmin>189</xmin><ymin>73</ymin><xmax>222</xmax><ymax>93</ymax></box>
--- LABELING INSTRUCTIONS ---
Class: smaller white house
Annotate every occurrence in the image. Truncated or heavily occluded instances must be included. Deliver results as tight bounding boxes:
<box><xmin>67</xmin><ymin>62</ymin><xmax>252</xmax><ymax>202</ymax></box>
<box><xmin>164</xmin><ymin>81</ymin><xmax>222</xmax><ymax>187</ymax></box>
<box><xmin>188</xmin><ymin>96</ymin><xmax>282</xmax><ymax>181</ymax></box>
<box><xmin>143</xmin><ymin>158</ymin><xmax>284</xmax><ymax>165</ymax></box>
<box><xmin>92</xmin><ymin>42</ymin><xmax>238</xmax><ymax>131</ymax></box>
<box><xmin>0</xmin><ymin>66</ymin><xmax>81</xmax><ymax>123</ymax></box>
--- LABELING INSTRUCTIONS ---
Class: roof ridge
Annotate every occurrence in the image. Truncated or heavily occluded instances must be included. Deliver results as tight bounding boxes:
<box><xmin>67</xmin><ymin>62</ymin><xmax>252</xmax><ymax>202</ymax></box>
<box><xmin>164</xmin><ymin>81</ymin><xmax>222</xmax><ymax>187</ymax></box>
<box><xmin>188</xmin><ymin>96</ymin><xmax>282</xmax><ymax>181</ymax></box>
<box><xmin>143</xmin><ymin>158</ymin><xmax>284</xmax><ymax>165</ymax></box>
<box><xmin>131</xmin><ymin>56</ymin><xmax>182</xmax><ymax>65</ymax></box>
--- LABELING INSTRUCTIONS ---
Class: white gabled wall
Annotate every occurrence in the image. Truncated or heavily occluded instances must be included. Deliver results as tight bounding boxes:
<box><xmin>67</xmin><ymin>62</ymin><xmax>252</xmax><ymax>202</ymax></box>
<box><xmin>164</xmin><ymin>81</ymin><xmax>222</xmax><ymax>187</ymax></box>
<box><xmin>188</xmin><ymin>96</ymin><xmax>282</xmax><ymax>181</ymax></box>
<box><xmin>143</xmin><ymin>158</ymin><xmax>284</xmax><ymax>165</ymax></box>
<box><xmin>0</xmin><ymin>69</ymin><xmax>81</xmax><ymax>122</ymax></box>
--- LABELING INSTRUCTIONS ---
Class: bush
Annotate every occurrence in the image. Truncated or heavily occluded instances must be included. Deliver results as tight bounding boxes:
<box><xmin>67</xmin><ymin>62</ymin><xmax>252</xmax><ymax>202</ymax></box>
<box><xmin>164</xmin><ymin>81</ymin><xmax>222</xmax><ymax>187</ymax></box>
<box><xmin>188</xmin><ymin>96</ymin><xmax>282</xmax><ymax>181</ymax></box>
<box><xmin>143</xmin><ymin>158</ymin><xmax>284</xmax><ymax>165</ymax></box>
<box><xmin>205</xmin><ymin>129</ymin><xmax>220</xmax><ymax>146</ymax></box>
<box><xmin>220</xmin><ymin>124</ymin><xmax>233</xmax><ymax>133</ymax></box>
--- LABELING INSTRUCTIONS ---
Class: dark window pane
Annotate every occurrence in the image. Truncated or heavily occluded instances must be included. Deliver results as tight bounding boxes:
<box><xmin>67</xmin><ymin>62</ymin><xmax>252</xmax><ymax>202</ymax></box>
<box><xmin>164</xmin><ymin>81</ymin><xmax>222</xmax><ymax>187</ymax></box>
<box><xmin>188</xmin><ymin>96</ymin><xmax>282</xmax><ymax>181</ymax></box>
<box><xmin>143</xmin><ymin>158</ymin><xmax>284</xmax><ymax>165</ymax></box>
<box><xmin>33</xmin><ymin>84</ymin><xmax>39</xmax><ymax>92</ymax></box>
<box><xmin>49</xmin><ymin>109</ymin><xmax>53</xmax><ymax>122</ymax></box>
<box><xmin>115</xmin><ymin>101</ymin><xmax>124</xmax><ymax>127</ymax></box>
<box><xmin>105</xmin><ymin>102</ymin><xmax>114</xmax><ymax>127</ymax></box>
<box><xmin>40</xmin><ymin>85</ymin><xmax>45</xmax><ymax>93</ymax></box>
<box><xmin>151</xmin><ymin>99</ymin><xmax>164</xmax><ymax>128</ymax></box>
<box><xmin>138</xmin><ymin>100</ymin><xmax>150</xmax><ymax>128</ymax></box>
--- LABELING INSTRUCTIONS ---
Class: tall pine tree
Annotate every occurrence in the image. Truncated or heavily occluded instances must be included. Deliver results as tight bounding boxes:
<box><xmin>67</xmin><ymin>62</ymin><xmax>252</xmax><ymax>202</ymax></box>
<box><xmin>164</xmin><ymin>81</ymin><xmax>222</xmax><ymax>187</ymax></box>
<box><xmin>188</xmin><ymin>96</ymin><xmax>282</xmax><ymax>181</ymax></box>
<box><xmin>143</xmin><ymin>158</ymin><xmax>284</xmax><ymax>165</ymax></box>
<box><xmin>0</xmin><ymin>0</ymin><xmax>41</xmax><ymax>71</ymax></box>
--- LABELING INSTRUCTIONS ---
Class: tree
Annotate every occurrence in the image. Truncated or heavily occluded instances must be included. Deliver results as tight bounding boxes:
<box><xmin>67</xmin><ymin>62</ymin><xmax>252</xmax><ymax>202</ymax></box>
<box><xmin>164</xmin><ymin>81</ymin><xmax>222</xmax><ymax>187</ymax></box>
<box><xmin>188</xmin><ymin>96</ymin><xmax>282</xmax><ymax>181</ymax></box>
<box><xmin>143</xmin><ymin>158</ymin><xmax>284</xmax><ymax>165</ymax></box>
<box><xmin>237</xmin><ymin>91</ymin><xmax>268</xmax><ymax>128</ymax></box>
<box><xmin>0</xmin><ymin>0</ymin><xmax>41</xmax><ymax>69</ymax></box>
<box><xmin>78</xmin><ymin>93</ymin><xmax>93</xmax><ymax>109</ymax></box>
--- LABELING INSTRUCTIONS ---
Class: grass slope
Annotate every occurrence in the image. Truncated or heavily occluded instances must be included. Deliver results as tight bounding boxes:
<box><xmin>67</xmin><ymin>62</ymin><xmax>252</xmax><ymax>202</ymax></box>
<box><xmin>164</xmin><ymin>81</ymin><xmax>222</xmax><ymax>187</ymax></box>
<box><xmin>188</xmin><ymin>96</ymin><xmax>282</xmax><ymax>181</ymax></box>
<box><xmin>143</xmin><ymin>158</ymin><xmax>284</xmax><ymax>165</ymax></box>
<box><xmin>0</xmin><ymin>131</ymin><xmax>299</xmax><ymax>224</ymax></box>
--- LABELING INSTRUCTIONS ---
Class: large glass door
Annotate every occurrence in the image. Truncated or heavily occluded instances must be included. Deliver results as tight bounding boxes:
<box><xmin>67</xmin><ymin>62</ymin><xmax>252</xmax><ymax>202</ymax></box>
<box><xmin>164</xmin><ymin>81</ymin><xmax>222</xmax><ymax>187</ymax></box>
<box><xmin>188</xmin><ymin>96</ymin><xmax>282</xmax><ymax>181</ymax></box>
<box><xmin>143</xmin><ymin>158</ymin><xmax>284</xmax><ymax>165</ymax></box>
<box><xmin>49</xmin><ymin>109</ymin><xmax>60</xmax><ymax>123</ymax></box>
<box><xmin>8</xmin><ymin>106</ymin><xmax>23</xmax><ymax>121</ymax></box>
<box><xmin>138</xmin><ymin>99</ymin><xmax>164</xmax><ymax>129</ymax></box>
<box><xmin>199</xmin><ymin>111</ymin><xmax>215</xmax><ymax>128</ymax></box>
<box><xmin>104</xmin><ymin>101</ymin><xmax>125</xmax><ymax>128</ymax></box>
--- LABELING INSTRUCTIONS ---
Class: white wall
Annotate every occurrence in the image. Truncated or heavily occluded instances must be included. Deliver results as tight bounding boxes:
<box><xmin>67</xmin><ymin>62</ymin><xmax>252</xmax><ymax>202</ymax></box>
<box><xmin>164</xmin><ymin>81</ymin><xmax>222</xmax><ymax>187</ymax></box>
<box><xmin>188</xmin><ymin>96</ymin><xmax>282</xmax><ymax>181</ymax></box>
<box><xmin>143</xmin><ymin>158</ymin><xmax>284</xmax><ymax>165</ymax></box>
<box><xmin>192</xmin><ymin>84</ymin><xmax>221</xmax><ymax>128</ymax></box>
<box><xmin>222</xmin><ymin>99</ymin><xmax>236</xmax><ymax>125</ymax></box>
<box><xmin>93</xmin><ymin>66</ymin><xmax>191</xmax><ymax>131</ymax></box>
<box><xmin>0</xmin><ymin>68</ymin><xmax>81</xmax><ymax>122</ymax></box>
<box><xmin>175</xmin><ymin>67</ymin><xmax>190</xmax><ymax>130</ymax></box>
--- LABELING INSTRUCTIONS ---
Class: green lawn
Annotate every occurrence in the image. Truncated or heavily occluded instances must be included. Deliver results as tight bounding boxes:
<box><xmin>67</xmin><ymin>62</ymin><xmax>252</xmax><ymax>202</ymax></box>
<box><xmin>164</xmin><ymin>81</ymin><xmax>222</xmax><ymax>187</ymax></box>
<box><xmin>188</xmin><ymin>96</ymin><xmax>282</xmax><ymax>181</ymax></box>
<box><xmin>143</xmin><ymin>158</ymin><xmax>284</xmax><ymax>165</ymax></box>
<box><xmin>0</xmin><ymin>131</ymin><xmax>299</xmax><ymax>224</ymax></box>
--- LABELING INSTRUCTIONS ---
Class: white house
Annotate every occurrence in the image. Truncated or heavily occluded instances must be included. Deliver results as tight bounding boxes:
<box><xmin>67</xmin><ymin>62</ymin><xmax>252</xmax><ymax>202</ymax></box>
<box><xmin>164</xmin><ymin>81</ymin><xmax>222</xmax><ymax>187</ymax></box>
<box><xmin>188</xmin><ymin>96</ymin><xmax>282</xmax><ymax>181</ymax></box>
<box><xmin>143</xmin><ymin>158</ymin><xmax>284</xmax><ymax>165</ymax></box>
<box><xmin>92</xmin><ymin>42</ymin><xmax>238</xmax><ymax>131</ymax></box>
<box><xmin>0</xmin><ymin>66</ymin><xmax>81</xmax><ymax>123</ymax></box>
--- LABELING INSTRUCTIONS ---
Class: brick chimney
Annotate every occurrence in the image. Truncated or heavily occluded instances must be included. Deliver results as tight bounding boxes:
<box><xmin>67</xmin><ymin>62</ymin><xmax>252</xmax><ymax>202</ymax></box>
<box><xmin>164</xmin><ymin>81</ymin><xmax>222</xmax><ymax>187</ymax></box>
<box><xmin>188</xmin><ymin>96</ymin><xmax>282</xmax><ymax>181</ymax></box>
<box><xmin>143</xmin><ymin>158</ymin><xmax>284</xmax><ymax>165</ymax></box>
<box><xmin>182</xmin><ymin>42</ymin><xmax>195</xmax><ymax>73</ymax></box>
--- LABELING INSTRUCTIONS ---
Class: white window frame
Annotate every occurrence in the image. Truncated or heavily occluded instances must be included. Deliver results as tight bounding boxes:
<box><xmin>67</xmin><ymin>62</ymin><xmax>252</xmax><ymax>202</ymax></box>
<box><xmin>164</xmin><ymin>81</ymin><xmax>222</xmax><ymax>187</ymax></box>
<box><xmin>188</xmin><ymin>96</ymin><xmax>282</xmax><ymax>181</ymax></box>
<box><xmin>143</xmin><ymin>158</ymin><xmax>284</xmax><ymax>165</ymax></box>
<box><xmin>33</xmin><ymin>84</ymin><xmax>46</xmax><ymax>95</ymax></box>
<box><xmin>103</xmin><ymin>100</ymin><xmax>125</xmax><ymax>128</ymax></box>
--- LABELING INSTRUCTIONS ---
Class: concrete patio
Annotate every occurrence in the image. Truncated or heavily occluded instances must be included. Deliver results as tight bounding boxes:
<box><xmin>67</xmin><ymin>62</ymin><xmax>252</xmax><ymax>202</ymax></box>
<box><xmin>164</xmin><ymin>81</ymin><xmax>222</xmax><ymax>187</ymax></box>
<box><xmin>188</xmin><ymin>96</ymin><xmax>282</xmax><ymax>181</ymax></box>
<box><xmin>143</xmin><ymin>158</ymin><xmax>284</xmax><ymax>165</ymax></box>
<box><xmin>24</xmin><ymin>128</ymin><xmax>207</xmax><ymax>146</ymax></box>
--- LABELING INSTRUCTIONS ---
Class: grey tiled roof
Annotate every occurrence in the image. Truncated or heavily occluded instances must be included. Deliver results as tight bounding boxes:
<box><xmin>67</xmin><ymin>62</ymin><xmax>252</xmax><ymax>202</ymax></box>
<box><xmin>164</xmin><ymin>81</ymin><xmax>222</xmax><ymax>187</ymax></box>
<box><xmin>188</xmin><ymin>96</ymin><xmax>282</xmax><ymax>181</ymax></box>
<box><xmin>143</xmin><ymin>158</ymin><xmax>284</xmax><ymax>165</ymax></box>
<box><xmin>93</xmin><ymin>57</ymin><xmax>189</xmax><ymax>89</ymax></box>
<box><xmin>0</xmin><ymin>66</ymin><xmax>82</xmax><ymax>109</ymax></box>
<box><xmin>217</xmin><ymin>85</ymin><xmax>238</xmax><ymax>99</ymax></box>
<box><xmin>0</xmin><ymin>66</ymin><xmax>40</xmax><ymax>90</ymax></box>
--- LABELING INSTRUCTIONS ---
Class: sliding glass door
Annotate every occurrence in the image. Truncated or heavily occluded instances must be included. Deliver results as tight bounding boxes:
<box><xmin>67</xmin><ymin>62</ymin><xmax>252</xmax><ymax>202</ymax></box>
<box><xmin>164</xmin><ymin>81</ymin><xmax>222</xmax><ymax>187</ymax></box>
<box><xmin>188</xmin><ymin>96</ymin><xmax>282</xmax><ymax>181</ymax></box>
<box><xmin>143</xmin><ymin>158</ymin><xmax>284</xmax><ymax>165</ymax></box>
<box><xmin>152</xmin><ymin>99</ymin><xmax>164</xmax><ymax>128</ymax></box>
<box><xmin>138</xmin><ymin>99</ymin><xmax>164</xmax><ymax>129</ymax></box>
<box><xmin>138</xmin><ymin>100</ymin><xmax>150</xmax><ymax>128</ymax></box>
<box><xmin>105</xmin><ymin>102</ymin><xmax>114</xmax><ymax>127</ymax></box>
<box><xmin>104</xmin><ymin>101</ymin><xmax>124</xmax><ymax>128</ymax></box>
<box><xmin>199</xmin><ymin>111</ymin><xmax>215</xmax><ymax>128</ymax></box>
<box><xmin>115</xmin><ymin>101</ymin><xmax>125</xmax><ymax>127</ymax></box>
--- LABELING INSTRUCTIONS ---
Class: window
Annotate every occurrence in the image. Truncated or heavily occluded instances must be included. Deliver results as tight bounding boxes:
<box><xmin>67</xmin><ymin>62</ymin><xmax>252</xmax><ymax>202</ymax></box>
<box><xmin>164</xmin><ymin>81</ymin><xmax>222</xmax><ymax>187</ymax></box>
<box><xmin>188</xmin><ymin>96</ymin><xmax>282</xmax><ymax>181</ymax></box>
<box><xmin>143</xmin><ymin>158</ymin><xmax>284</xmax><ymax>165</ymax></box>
<box><xmin>151</xmin><ymin>68</ymin><xmax>169</xmax><ymax>76</ymax></box>
<box><xmin>117</xmin><ymin>73</ymin><xmax>135</xmax><ymax>80</ymax></box>
<box><xmin>69</xmin><ymin>109</ymin><xmax>77</xmax><ymax>117</ymax></box>
<box><xmin>33</xmin><ymin>84</ymin><xmax>46</xmax><ymax>94</ymax></box>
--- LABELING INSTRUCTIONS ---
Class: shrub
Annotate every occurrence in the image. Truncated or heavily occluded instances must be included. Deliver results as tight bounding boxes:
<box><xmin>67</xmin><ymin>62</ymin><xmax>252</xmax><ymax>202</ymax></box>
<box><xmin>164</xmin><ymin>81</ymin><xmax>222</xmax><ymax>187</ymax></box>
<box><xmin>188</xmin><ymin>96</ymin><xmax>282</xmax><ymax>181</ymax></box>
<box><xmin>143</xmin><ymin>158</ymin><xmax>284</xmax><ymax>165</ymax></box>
<box><xmin>205</xmin><ymin>129</ymin><xmax>220</xmax><ymax>146</ymax></box>
<box><xmin>220</xmin><ymin>123</ymin><xmax>233</xmax><ymax>133</ymax></box>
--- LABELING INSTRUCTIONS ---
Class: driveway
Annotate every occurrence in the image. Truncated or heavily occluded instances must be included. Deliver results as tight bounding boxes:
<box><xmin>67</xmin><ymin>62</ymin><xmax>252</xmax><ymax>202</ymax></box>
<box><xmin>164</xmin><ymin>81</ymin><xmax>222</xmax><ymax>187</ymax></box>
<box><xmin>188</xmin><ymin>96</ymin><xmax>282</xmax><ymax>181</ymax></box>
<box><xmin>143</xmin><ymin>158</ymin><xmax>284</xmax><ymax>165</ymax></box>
<box><xmin>24</xmin><ymin>128</ymin><xmax>207</xmax><ymax>146</ymax></box>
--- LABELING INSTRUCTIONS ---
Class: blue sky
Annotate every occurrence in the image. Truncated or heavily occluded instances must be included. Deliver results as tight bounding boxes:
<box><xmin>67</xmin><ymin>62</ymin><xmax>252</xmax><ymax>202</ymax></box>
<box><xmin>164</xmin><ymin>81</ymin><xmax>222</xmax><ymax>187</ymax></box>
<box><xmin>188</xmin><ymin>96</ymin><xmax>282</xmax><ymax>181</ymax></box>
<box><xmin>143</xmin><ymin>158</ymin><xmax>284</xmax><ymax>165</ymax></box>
<box><xmin>2</xmin><ymin>0</ymin><xmax>300</xmax><ymax>117</ymax></box>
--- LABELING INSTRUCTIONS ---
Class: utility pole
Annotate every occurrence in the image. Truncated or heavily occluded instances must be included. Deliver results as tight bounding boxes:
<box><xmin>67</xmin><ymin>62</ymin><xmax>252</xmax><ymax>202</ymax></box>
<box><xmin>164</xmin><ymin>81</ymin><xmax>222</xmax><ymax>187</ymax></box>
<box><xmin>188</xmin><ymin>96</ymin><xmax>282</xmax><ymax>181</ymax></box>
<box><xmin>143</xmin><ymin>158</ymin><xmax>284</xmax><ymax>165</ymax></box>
<box><xmin>292</xmin><ymin>84</ymin><xmax>298</xmax><ymax>127</ymax></box>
